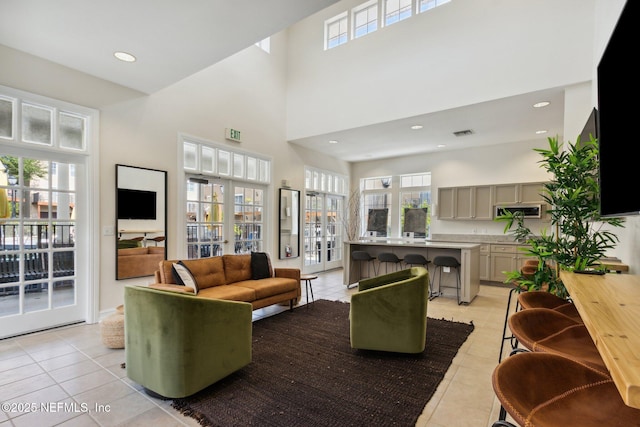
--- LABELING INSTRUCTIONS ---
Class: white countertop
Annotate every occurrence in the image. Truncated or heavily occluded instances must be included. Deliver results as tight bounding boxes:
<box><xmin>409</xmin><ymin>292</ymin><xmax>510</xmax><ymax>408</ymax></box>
<box><xmin>346</xmin><ymin>240</ymin><xmax>481</xmax><ymax>249</ymax></box>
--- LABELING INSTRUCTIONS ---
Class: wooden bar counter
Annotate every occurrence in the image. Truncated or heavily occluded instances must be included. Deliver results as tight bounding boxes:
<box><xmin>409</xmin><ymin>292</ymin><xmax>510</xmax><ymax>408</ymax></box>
<box><xmin>560</xmin><ymin>271</ymin><xmax>640</xmax><ymax>409</ymax></box>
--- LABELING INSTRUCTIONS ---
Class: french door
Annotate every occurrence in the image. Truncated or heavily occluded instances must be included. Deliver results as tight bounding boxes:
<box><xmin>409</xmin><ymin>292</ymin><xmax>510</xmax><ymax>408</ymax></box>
<box><xmin>0</xmin><ymin>155</ymin><xmax>87</xmax><ymax>338</ymax></box>
<box><xmin>303</xmin><ymin>193</ymin><xmax>343</xmax><ymax>273</ymax></box>
<box><xmin>185</xmin><ymin>176</ymin><xmax>265</xmax><ymax>258</ymax></box>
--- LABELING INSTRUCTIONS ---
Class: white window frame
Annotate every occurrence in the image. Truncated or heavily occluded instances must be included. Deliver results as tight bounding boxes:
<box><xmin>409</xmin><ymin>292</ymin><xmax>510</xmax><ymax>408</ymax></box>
<box><xmin>179</xmin><ymin>133</ymin><xmax>272</xmax><ymax>259</ymax></box>
<box><xmin>0</xmin><ymin>84</ymin><xmax>99</xmax><ymax>337</ymax></box>
<box><xmin>352</xmin><ymin>0</ymin><xmax>379</xmax><ymax>39</ymax></box>
<box><xmin>383</xmin><ymin>0</ymin><xmax>413</xmax><ymax>27</ymax></box>
<box><xmin>325</xmin><ymin>12</ymin><xmax>349</xmax><ymax>50</ymax></box>
<box><xmin>418</xmin><ymin>0</ymin><xmax>450</xmax><ymax>14</ymax></box>
<box><xmin>399</xmin><ymin>172</ymin><xmax>432</xmax><ymax>238</ymax></box>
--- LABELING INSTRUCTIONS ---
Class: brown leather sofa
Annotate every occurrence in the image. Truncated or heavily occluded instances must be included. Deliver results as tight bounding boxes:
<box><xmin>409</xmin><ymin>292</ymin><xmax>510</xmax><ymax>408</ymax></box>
<box><xmin>118</xmin><ymin>247</ymin><xmax>165</xmax><ymax>278</ymax></box>
<box><xmin>151</xmin><ymin>253</ymin><xmax>301</xmax><ymax>310</ymax></box>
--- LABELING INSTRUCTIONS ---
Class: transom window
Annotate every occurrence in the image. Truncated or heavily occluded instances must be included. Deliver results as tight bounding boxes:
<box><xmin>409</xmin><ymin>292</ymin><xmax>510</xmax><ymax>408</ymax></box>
<box><xmin>384</xmin><ymin>0</ymin><xmax>412</xmax><ymax>26</ymax></box>
<box><xmin>324</xmin><ymin>0</ymin><xmax>451</xmax><ymax>49</ymax></box>
<box><xmin>419</xmin><ymin>0</ymin><xmax>450</xmax><ymax>13</ymax></box>
<box><xmin>353</xmin><ymin>1</ymin><xmax>378</xmax><ymax>39</ymax></box>
<box><xmin>325</xmin><ymin>12</ymin><xmax>348</xmax><ymax>49</ymax></box>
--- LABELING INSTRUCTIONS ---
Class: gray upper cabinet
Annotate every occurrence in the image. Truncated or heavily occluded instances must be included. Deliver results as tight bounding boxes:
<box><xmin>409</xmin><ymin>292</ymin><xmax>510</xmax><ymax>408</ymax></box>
<box><xmin>438</xmin><ymin>187</ymin><xmax>455</xmax><ymax>219</ymax></box>
<box><xmin>474</xmin><ymin>185</ymin><xmax>494</xmax><ymax>220</ymax></box>
<box><xmin>438</xmin><ymin>182</ymin><xmax>545</xmax><ymax>220</ymax></box>
<box><xmin>494</xmin><ymin>182</ymin><xmax>546</xmax><ymax>205</ymax></box>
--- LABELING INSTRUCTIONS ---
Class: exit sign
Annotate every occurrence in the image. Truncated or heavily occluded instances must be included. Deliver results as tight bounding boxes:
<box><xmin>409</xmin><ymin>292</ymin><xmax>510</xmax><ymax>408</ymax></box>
<box><xmin>225</xmin><ymin>128</ymin><xmax>242</xmax><ymax>142</ymax></box>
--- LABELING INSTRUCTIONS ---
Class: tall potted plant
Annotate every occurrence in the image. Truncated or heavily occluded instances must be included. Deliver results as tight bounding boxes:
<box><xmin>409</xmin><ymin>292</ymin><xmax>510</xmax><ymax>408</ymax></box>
<box><xmin>496</xmin><ymin>135</ymin><xmax>625</xmax><ymax>298</ymax></box>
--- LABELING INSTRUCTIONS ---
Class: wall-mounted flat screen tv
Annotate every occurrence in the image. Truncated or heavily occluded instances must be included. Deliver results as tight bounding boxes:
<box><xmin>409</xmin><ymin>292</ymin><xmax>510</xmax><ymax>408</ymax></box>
<box><xmin>117</xmin><ymin>188</ymin><xmax>157</xmax><ymax>220</ymax></box>
<box><xmin>597</xmin><ymin>0</ymin><xmax>638</xmax><ymax>217</ymax></box>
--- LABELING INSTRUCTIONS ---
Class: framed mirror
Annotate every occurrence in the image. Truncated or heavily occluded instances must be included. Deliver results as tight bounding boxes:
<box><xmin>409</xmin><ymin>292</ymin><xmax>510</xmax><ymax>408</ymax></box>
<box><xmin>279</xmin><ymin>188</ymin><xmax>300</xmax><ymax>259</ymax></box>
<box><xmin>116</xmin><ymin>164</ymin><xmax>167</xmax><ymax>279</ymax></box>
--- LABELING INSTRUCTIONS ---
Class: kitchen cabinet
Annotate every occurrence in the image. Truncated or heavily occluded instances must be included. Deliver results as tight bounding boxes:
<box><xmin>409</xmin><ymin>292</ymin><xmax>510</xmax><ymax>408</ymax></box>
<box><xmin>479</xmin><ymin>244</ymin><xmax>491</xmax><ymax>281</ymax></box>
<box><xmin>484</xmin><ymin>243</ymin><xmax>536</xmax><ymax>283</ymax></box>
<box><xmin>489</xmin><ymin>244</ymin><xmax>517</xmax><ymax>282</ymax></box>
<box><xmin>474</xmin><ymin>185</ymin><xmax>493</xmax><ymax>220</ymax></box>
<box><xmin>438</xmin><ymin>185</ymin><xmax>493</xmax><ymax>220</ymax></box>
<box><xmin>494</xmin><ymin>182</ymin><xmax>546</xmax><ymax>205</ymax></box>
<box><xmin>438</xmin><ymin>187</ymin><xmax>455</xmax><ymax>219</ymax></box>
<box><xmin>438</xmin><ymin>182</ymin><xmax>546</xmax><ymax>220</ymax></box>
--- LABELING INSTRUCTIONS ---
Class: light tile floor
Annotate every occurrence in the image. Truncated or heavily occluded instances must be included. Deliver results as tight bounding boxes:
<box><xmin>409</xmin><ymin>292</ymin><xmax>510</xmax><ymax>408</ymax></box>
<box><xmin>0</xmin><ymin>269</ymin><xmax>516</xmax><ymax>427</ymax></box>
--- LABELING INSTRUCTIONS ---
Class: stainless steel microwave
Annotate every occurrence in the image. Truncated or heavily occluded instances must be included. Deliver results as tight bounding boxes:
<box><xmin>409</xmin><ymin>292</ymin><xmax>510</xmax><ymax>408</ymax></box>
<box><xmin>494</xmin><ymin>204</ymin><xmax>543</xmax><ymax>219</ymax></box>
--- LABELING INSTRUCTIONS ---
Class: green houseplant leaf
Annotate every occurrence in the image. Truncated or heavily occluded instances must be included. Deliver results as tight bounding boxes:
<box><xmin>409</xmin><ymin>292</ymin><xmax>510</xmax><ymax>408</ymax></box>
<box><xmin>495</xmin><ymin>135</ymin><xmax>624</xmax><ymax>297</ymax></box>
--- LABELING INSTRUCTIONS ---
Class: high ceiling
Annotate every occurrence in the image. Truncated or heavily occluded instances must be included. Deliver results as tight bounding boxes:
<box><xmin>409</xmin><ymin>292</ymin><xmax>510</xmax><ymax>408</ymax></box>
<box><xmin>0</xmin><ymin>0</ymin><xmax>339</xmax><ymax>94</ymax></box>
<box><xmin>0</xmin><ymin>0</ymin><xmax>566</xmax><ymax>162</ymax></box>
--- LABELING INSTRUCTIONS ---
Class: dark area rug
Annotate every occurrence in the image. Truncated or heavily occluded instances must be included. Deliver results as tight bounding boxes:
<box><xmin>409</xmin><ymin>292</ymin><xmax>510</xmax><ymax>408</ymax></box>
<box><xmin>172</xmin><ymin>299</ymin><xmax>474</xmax><ymax>427</ymax></box>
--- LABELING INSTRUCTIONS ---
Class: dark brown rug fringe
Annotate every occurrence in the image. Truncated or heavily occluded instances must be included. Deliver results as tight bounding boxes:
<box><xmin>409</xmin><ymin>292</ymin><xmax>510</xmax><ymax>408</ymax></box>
<box><xmin>172</xmin><ymin>400</ymin><xmax>212</xmax><ymax>427</ymax></box>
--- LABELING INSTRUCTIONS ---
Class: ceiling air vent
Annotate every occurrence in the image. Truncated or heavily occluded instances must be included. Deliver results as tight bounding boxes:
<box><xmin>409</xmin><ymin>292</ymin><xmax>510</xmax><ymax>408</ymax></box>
<box><xmin>453</xmin><ymin>129</ymin><xmax>474</xmax><ymax>137</ymax></box>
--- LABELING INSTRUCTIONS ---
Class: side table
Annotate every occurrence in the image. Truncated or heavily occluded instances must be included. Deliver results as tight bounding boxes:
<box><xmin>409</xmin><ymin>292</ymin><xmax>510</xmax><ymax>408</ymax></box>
<box><xmin>300</xmin><ymin>274</ymin><xmax>317</xmax><ymax>307</ymax></box>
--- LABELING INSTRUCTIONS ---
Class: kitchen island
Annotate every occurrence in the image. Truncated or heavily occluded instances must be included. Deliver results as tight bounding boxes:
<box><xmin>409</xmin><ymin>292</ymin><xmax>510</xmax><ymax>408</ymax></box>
<box><xmin>344</xmin><ymin>239</ymin><xmax>481</xmax><ymax>304</ymax></box>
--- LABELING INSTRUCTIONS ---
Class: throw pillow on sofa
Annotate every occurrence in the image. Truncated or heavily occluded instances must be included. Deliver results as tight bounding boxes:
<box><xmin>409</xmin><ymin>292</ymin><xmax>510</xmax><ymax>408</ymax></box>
<box><xmin>172</xmin><ymin>261</ymin><xmax>199</xmax><ymax>294</ymax></box>
<box><xmin>251</xmin><ymin>252</ymin><xmax>272</xmax><ymax>280</ymax></box>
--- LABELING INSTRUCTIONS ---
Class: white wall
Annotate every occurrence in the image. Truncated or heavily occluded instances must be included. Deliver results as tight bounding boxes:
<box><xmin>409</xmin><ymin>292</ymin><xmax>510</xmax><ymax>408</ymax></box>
<box><xmin>0</xmin><ymin>0</ymin><xmax>636</xmax><ymax>318</ymax></box>
<box><xmin>286</xmin><ymin>0</ymin><xmax>596</xmax><ymax>140</ymax></box>
<box><xmin>0</xmin><ymin>33</ymin><xmax>350</xmax><ymax>313</ymax></box>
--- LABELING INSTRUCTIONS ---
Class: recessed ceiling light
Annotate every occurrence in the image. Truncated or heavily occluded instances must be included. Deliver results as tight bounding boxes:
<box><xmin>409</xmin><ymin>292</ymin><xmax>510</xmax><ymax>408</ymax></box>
<box><xmin>533</xmin><ymin>101</ymin><xmax>550</xmax><ymax>108</ymax></box>
<box><xmin>437</xmin><ymin>144</ymin><xmax>446</xmax><ymax>148</ymax></box>
<box><xmin>328</xmin><ymin>140</ymin><xmax>338</xmax><ymax>144</ymax></box>
<box><xmin>114</xmin><ymin>51</ymin><xmax>136</xmax><ymax>62</ymax></box>
<box><xmin>411</xmin><ymin>125</ymin><xmax>423</xmax><ymax>130</ymax></box>
<box><xmin>535</xmin><ymin>130</ymin><xmax>548</xmax><ymax>134</ymax></box>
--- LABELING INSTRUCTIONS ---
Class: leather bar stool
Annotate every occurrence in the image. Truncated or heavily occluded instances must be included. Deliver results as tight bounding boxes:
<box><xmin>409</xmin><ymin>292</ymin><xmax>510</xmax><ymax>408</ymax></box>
<box><xmin>517</xmin><ymin>291</ymin><xmax>582</xmax><ymax>323</ymax></box>
<box><xmin>492</xmin><ymin>352</ymin><xmax>640</xmax><ymax>427</ymax></box>
<box><xmin>431</xmin><ymin>256</ymin><xmax>461</xmax><ymax>304</ymax></box>
<box><xmin>507</xmin><ymin>307</ymin><xmax>607</xmax><ymax>374</ymax></box>
<box><xmin>350</xmin><ymin>251</ymin><xmax>378</xmax><ymax>284</ymax></box>
<box><xmin>377</xmin><ymin>252</ymin><xmax>403</xmax><ymax>274</ymax></box>
<box><xmin>498</xmin><ymin>282</ymin><xmax>527</xmax><ymax>363</ymax></box>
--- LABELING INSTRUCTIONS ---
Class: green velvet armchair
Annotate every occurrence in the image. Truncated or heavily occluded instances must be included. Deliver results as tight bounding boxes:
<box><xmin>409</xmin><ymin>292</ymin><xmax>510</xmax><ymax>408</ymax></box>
<box><xmin>350</xmin><ymin>267</ymin><xmax>429</xmax><ymax>354</ymax></box>
<box><xmin>124</xmin><ymin>285</ymin><xmax>252</xmax><ymax>398</ymax></box>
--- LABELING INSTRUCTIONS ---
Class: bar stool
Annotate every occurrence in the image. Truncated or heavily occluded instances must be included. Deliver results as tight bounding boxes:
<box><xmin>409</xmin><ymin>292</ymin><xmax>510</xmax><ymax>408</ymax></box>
<box><xmin>517</xmin><ymin>291</ymin><xmax>582</xmax><ymax>323</ymax></box>
<box><xmin>431</xmin><ymin>256</ymin><xmax>461</xmax><ymax>304</ymax></box>
<box><xmin>377</xmin><ymin>252</ymin><xmax>403</xmax><ymax>274</ymax></box>
<box><xmin>403</xmin><ymin>253</ymin><xmax>430</xmax><ymax>268</ymax></box>
<box><xmin>507</xmin><ymin>307</ymin><xmax>607</xmax><ymax>374</ymax></box>
<box><xmin>403</xmin><ymin>254</ymin><xmax>433</xmax><ymax>297</ymax></box>
<box><xmin>498</xmin><ymin>283</ymin><xmax>526</xmax><ymax>363</ymax></box>
<box><xmin>350</xmin><ymin>251</ymin><xmax>377</xmax><ymax>284</ymax></box>
<box><xmin>492</xmin><ymin>352</ymin><xmax>640</xmax><ymax>427</ymax></box>
<box><xmin>146</xmin><ymin>236</ymin><xmax>166</xmax><ymax>246</ymax></box>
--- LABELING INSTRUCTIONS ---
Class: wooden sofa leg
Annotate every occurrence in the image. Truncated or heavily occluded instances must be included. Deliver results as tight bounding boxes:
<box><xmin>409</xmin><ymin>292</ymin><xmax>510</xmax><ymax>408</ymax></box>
<box><xmin>289</xmin><ymin>299</ymin><xmax>294</xmax><ymax>311</ymax></box>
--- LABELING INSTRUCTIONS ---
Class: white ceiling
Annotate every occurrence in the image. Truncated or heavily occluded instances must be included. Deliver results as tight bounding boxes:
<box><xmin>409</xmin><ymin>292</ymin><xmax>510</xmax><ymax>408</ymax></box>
<box><xmin>288</xmin><ymin>88</ymin><xmax>566</xmax><ymax>162</ymax></box>
<box><xmin>0</xmin><ymin>0</ymin><xmax>339</xmax><ymax>94</ymax></box>
<box><xmin>0</xmin><ymin>0</ymin><xmax>566</xmax><ymax>163</ymax></box>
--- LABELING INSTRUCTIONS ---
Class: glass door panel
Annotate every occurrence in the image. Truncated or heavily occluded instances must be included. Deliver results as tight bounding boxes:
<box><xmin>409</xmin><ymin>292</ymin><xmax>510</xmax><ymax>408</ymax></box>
<box><xmin>186</xmin><ymin>178</ymin><xmax>225</xmax><ymax>258</ymax></box>
<box><xmin>0</xmin><ymin>156</ymin><xmax>83</xmax><ymax>338</ymax></box>
<box><xmin>304</xmin><ymin>193</ymin><xmax>343</xmax><ymax>273</ymax></box>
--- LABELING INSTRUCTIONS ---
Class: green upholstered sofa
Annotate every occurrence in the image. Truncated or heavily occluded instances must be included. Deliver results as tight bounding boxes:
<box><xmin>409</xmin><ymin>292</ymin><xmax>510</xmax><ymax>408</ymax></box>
<box><xmin>350</xmin><ymin>266</ymin><xmax>429</xmax><ymax>354</ymax></box>
<box><xmin>151</xmin><ymin>253</ymin><xmax>301</xmax><ymax>311</ymax></box>
<box><xmin>124</xmin><ymin>285</ymin><xmax>252</xmax><ymax>398</ymax></box>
